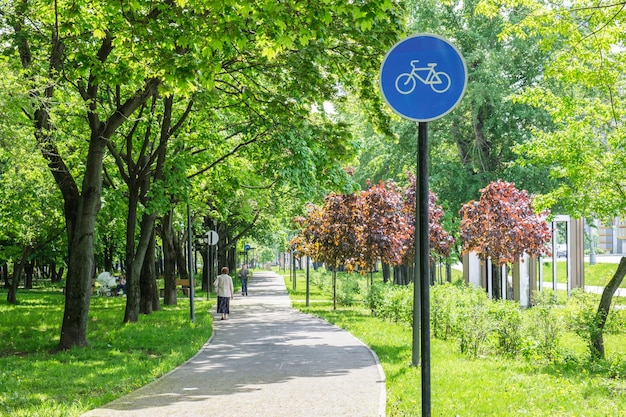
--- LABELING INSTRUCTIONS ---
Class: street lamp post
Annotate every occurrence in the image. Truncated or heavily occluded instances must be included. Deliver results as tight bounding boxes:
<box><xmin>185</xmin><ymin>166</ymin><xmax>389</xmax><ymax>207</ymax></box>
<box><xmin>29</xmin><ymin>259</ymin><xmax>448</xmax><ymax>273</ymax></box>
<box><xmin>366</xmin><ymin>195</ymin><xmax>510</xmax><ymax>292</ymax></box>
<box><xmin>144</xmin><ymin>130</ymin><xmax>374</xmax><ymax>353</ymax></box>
<box><xmin>187</xmin><ymin>203</ymin><xmax>195</xmax><ymax>323</ymax></box>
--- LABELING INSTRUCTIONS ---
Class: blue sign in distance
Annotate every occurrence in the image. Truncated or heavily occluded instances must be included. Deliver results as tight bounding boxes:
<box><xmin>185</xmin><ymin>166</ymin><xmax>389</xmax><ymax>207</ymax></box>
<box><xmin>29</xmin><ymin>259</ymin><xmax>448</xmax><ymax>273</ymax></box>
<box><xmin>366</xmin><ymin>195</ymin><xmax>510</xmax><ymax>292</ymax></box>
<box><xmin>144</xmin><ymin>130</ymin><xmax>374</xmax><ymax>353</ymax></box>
<box><xmin>380</xmin><ymin>34</ymin><xmax>467</xmax><ymax>122</ymax></box>
<box><xmin>244</xmin><ymin>244</ymin><xmax>251</xmax><ymax>252</ymax></box>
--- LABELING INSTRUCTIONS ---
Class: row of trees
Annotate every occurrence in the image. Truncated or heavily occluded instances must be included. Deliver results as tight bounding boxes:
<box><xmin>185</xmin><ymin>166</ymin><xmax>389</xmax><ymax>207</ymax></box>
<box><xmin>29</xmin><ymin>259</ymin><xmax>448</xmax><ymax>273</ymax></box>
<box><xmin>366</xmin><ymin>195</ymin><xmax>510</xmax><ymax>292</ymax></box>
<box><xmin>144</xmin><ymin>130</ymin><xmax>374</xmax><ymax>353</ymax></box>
<box><xmin>291</xmin><ymin>178</ymin><xmax>553</xmax><ymax>307</ymax></box>
<box><xmin>0</xmin><ymin>0</ymin><xmax>404</xmax><ymax>349</ymax></box>
<box><xmin>290</xmin><ymin>177</ymin><xmax>450</xmax><ymax>309</ymax></box>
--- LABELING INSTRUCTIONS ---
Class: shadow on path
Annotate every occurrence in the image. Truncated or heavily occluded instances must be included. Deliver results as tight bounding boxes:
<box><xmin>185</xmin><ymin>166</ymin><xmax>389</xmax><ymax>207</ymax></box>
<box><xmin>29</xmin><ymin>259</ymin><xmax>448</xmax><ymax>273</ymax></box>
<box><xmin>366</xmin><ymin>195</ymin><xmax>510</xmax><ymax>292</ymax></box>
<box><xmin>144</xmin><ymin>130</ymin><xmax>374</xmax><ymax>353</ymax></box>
<box><xmin>81</xmin><ymin>271</ymin><xmax>385</xmax><ymax>417</ymax></box>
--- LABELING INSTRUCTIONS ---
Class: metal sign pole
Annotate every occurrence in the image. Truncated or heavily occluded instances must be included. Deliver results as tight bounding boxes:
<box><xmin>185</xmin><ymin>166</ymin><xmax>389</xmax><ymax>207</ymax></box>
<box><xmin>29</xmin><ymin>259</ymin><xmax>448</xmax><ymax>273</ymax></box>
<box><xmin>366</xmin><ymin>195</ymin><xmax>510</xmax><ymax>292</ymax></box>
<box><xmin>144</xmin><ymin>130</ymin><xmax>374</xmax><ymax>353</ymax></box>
<box><xmin>418</xmin><ymin>121</ymin><xmax>431</xmax><ymax>417</ymax></box>
<box><xmin>380</xmin><ymin>34</ymin><xmax>466</xmax><ymax>417</ymax></box>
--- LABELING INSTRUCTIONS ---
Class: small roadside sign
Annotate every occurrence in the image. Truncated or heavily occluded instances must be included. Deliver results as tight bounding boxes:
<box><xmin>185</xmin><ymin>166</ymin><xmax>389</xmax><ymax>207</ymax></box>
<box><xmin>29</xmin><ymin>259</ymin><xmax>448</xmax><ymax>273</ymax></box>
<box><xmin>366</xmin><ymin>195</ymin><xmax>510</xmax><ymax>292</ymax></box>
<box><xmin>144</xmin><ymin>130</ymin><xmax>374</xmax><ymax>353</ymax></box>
<box><xmin>207</xmin><ymin>230</ymin><xmax>219</xmax><ymax>245</ymax></box>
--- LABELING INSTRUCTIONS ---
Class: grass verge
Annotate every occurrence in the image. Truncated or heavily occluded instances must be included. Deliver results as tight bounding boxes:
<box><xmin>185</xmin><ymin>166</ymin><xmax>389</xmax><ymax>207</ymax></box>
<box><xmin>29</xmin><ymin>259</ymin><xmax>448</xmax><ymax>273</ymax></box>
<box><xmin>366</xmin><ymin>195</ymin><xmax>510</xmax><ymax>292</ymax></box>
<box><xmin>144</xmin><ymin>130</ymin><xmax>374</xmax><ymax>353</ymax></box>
<box><xmin>0</xmin><ymin>288</ymin><xmax>213</xmax><ymax>417</ymax></box>
<box><xmin>283</xmin><ymin>269</ymin><xmax>626</xmax><ymax>416</ymax></box>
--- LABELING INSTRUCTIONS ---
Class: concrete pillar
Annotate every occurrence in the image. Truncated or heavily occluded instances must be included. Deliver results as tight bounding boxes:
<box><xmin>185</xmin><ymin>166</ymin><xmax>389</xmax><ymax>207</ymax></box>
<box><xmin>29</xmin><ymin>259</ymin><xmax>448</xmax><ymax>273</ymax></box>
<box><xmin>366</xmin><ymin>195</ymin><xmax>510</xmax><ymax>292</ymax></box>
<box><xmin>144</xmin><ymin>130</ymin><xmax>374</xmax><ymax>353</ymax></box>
<box><xmin>512</xmin><ymin>254</ymin><xmax>531</xmax><ymax>307</ymax></box>
<box><xmin>463</xmin><ymin>252</ymin><xmax>483</xmax><ymax>289</ymax></box>
<box><xmin>528</xmin><ymin>256</ymin><xmax>538</xmax><ymax>305</ymax></box>
<box><xmin>570</xmin><ymin>218</ymin><xmax>585</xmax><ymax>289</ymax></box>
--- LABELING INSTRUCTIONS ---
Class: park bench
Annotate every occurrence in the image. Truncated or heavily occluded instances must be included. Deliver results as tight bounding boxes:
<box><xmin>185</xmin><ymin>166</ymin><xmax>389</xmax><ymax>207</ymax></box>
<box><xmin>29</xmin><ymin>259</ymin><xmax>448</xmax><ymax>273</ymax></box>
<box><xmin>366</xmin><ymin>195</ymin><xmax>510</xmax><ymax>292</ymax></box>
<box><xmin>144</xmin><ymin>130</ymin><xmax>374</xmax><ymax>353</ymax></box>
<box><xmin>159</xmin><ymin>279</ymin><xmax>190</xmax><ymax>297</ymax></box>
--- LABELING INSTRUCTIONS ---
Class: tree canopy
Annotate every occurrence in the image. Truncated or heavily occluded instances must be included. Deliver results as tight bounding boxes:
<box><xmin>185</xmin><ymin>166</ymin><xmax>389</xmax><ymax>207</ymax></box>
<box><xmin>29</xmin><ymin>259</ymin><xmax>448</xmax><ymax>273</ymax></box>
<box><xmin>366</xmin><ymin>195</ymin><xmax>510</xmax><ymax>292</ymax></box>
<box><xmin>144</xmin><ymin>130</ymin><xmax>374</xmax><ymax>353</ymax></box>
<box><xmin>459</xmin><ymin>179</ymin><xmax>551</xmax><ymax>266</ymax></box>
<box><xmin>0</xmin><ymin>0</ymin><xmax>404</xmax><ymax>348</ymax></box>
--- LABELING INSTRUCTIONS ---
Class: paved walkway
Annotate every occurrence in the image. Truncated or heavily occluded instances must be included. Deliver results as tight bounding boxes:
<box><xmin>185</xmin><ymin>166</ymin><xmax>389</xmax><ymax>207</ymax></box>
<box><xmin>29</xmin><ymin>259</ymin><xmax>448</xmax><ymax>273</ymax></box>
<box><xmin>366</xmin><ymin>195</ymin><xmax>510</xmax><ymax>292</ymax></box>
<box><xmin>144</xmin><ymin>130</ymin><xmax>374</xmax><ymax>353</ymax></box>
<box><xmin>82</xmin><ymin>271</ymin><xmax>386</xmax><ymax>417</ymax></box>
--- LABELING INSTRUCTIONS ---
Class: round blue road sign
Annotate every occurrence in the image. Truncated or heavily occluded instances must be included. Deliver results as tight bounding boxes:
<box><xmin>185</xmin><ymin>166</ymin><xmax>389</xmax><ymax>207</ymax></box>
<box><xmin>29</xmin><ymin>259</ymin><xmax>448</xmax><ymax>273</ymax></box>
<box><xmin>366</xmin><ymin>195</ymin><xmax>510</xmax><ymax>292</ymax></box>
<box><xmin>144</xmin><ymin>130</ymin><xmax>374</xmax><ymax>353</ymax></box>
<box><xmin>380</xmin><ymin>34</ymin><xmax>467</xmax><ymax>122</ymax></box>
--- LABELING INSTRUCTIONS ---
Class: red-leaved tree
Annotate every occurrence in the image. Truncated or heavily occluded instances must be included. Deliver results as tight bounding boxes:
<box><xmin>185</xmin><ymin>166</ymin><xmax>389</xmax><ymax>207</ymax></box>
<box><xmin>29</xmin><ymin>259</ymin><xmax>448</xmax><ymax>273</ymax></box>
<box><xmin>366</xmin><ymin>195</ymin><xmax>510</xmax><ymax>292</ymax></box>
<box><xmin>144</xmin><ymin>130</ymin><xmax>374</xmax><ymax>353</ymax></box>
<box><xmin>291</xmin><ymin>193</ymin><xmax>363</xmax><ymax>309</ymax></box>
<box><xmin>459</xmin><ymin>179</ymin><xmax>551</xmax><ymax>298</ymax></box>
<box><xmin>359</xmin><ymin>180</ymin><xmax>411</xmax><ymax>278</ymax></box>
<box><xmin>402</xmin><ymin>174</ymin><xmax>455</xmax><ymax>283</ymax></box>
<box><xmin>291</xmin><ymin>177</ymin><xmax>455</xmax><ymax>296</ymax></box>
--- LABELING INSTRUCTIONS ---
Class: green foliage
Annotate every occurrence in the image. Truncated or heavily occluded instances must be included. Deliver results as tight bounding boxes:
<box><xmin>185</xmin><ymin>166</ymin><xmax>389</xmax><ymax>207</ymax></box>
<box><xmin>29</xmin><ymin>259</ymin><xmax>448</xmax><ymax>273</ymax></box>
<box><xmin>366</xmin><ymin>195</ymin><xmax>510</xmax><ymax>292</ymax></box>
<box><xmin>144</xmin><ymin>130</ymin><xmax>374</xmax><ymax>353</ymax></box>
<box><xmin>430</xmin><ymin>283</ymin><xmax>461</xmax><ymax>340</ymax></box>
<box><xmin>366</xmin><ymin>282</ymin><xmax>386</xmax><ymax>313</ymax></box>
<box><xmin>483</xmin><ymin>0</ymin><xmax>626</xmax><ymax>219</ymax></box>
<box><xmin>337</xmin><ymin>274</ymin><xmax>361</xmax><ymax>307</ymax></box>
<box><xmin>456</xmin><ymin>286</ymin><xmax>492</xmax><ymax>358</ymax></box>
<box><xmin>310</xmin><ymin>268</ymin><xmax>331</xmax><ymax>293</ymax></box>
<box><xmin>351</xmin><ymin>0</ymin><xmax>556</xmax><ymax>233</ymax></box>
<box><xmin>525</xmin><ymin>290</ymin><xmax>563</xmax><ymax>362</ymax></box>
<box><xmin>376</xmin><ymin>284</ymin><xmax>414</xmax><ymax>325</ymax></box>
<box><xmin>369</xmin><ymin>281</ymin><xmax>569</xmax><ymax>360</ymax></box>
<box><xmin>489</xmin><ymin>299</ymin><xmax>524</xmax><ymax>357</ymax></box>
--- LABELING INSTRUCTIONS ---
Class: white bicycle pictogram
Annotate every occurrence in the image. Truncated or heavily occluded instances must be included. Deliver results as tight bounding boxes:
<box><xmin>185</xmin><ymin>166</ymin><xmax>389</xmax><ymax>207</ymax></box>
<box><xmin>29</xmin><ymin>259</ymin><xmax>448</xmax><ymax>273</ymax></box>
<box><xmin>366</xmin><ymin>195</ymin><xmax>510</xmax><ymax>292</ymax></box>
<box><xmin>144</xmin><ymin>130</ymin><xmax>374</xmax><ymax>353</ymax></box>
<box><xmin>395</xmin><ymin>60</ymin><xmax>451</xmax><ymax>94</ymax></box>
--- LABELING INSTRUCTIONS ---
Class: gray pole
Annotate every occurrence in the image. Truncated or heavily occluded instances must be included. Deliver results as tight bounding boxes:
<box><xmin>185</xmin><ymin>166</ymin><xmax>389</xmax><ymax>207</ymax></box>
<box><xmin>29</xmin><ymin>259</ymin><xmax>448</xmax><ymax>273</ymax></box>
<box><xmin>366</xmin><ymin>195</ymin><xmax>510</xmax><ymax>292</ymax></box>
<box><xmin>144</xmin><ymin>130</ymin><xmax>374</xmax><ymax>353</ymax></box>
<box><xmin>292</xmin><ymin>251</ymin><xmax>296</xmax><ymax>291</ymax></box>
<box><xmin>187</xmin><ymin>203</ymin><xmax>195</xmax><ymax>323</ymax></box>
<box><xmin>418</xmin><ymin>122</ymin><xmax>431</xmax><ymax>416</ymax></box>
<box><xmin>306</xmin><ymin>257</ymin><xmax>310</xmax><ymax>307</ymax></box>
<box><xmin>589</xmin><ymin>224</ymin><xmax>597</xmax><ymax>265</ymax></box>
<box><xmin>210</xmin><ymin>234</ymin><xmax>211</xmax><ymax>301</ymax></box>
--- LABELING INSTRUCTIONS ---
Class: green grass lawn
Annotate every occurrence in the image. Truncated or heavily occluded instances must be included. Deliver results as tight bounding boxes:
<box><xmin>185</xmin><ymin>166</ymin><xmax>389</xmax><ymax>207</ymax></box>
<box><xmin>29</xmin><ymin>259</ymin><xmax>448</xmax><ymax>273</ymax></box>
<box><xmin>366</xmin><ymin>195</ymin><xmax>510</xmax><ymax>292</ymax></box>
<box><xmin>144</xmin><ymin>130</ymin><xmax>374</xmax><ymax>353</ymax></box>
<box><xmin>283</xmin><ymin>267</ymin><xmax>626</xmax><ymax>416</ymax></box>
<box><xmin>4</xmin><ymin>264</ymin><xmax>626</xmax><ymax>417</ymax></box>
<box><xmin>0</xmin><ymin>286</ymin><xmax>213</xmax><ymax>417</ymax></box>
<box><xmin>544</xmin><ymin>261</ymin><xmax>621</xmax><ymax>287</ymax></box>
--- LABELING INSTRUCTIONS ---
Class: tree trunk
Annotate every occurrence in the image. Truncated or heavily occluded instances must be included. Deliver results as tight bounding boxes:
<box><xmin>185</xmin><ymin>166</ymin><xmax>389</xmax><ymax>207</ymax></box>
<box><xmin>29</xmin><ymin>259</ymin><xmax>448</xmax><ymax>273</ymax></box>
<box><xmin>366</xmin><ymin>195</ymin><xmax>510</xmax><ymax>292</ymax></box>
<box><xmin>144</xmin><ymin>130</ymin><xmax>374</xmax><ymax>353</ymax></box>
<box><xmin>430</xmin><ymin>259</ymin><xmax>436</xmax><ymax>285</ymax></box>
<box><xmin>161</xmin><ymin>210</ymin><xmax>178</xmax><ymax>305</ymax></box>
<box><xmin>491</xmin><ymin>263</ymin><xmax>501</xmax><ymax>300</ymax></box>
<box><xmin>591</xmin><ymin>257</ymin><xmax>626</xmax><ymax>359</ymax></box>
<box><xmin>103</xmin><ymin>236</ymin><xmax>115</xmax><ymax>272</ymax></box>
<box><xmin>58</xmin><ymin>135</ymin><xmax>107</xmax><ymax>350</ymax></box>
<box><xmin>140</xmin><ymin>227</ymin><xmax>160</xmax><ymax>314</ymax></box>
<box><xmin>148</xmin><ymin>230</ymin><xmax>161</xmax><ymax>312</ymax></box>
<box><xmin>332</xmin><ymin>269</ymin><xmax>337</xmax><ymax>310</ymax></box>
<box><xmin>25</xmin><ymin>261</ymin><xmax>34</xmax><ymax>289</ymax></box>
<box><xmin>8</xmin><ymin>248</ymin><xmax>33</xmax><ymax>302</ymax></box>
<box><xmin>2</xmin><ymin>264</ymin><xmax>8</xmax><ymax>288</ymax></box>
<box><xmin>123</xmin><ymin>183</ymin><xmax>140</xmax><ymax>322</ymax></box>
<box><xmin>124</xmin><ymin>211</ymin><xmax>158</xmax><ymax>322</ymax></box>
<box><xmin>53</xmin><ymin>265</ymin><xmax>64</xmax><ymax>283</ymax></box>
<box><xmin>382</xmin><ymin>262</ymin><xmax>390</xmax><ymax>283</ymax></box>
<box><xmin>199</xmin><ymin>248</ymin><xmax>209</xmax><ymax>293</ymax></box>
<box><xmin>174</xmin><ymin>231</ymin><xmax>189</xmax><ymax>280</ymax></box>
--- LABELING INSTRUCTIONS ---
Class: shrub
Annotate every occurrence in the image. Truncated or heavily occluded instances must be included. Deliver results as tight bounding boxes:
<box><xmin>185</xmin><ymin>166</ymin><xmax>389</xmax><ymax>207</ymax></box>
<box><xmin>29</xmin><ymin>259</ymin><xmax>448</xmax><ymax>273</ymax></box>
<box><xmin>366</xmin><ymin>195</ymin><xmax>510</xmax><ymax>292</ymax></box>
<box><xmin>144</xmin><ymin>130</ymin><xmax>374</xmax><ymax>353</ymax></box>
<box><xmin>337</xmin><ymin>274</ymin><xmax>360</xmax><ymax>306</ymax></box>
<box><xmin>564</xmin><ymin>289</ymin><xmax>603</xmax><ymax>358</ymax></box>
<box><xmin>489</xmin><ymin>300</ymin><xmax>523</xmax><ymax>357</ymax></box>
<box><xmin>456</xmin><ymin>287</ymin><xmax>492</xmax><ymax>358</ymax></box>
<box><xmin>431</xmin><ymin>283</ymin><xmax>461</xmax><ymax>341</ymax></box>
<box><xmin>365</xmin><ymin>282</ymin><xmax>385</xmax><ymax>313</ymax></box>
<box><xmin>373</xmin><ymin>283</ymin><xmax>413</xmax><ymax>325</ymax></box>
<box><xmin>311</xmin><ymin>270</ymin><xmax>330</xmax><ymax>291</ymax></box>
<box><xmin>524</xmin><ymin>290</ymin><xmax>563</xmax><ymax>362</ymax></box>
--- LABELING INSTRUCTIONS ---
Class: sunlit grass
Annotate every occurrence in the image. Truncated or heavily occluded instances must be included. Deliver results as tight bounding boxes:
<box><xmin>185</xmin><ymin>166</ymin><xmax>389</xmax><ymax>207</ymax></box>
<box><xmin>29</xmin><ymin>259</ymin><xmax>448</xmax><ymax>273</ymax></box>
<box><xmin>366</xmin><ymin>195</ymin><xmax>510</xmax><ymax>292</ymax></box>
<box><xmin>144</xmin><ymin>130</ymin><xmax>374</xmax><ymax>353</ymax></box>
<box><xmin>285</xmin><ymin>267</ymin><xmax>626</xmax><ymax>416</ymax></box>
<box><xmin>0</xmin><ymin>284</ymin><xmax>213</xmax><ymax>417</ymax></box>
<box><xmin>542</xmin><ymin>261</ymin><xmax>621</xmax><ymax>287</ymax></box>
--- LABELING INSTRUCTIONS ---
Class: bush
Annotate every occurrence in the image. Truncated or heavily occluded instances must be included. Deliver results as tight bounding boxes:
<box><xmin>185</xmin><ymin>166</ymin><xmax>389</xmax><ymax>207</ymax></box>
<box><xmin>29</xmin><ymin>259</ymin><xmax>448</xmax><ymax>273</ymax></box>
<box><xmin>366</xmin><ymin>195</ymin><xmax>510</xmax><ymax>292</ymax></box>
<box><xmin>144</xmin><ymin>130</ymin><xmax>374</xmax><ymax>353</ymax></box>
<box><xmin>456</xmin><ymin>287</ymin><xmax>492</xmax><ymax>358</ymax></box>
<box><xmin>431</xmin><ymin>284</ymin><xmax>461</xmax><ymax>341</ymax></box>
<box><xmin>524</xmin><ymin>290</ymin><xmax>563</xmax><ymax>362</ymax></box>
<box><xmin>489</xmin><ymin>300</ymin><xmax>523</xmax><ymax>357</ymax></box>
<box><xmin>564</xmin><ymin>289</ymin><xmax>603</xmax><ymax>357</ymax></box>
<box><xmin>337</xmin><ymin>274</ymin><xmax>360</xmax><ymax>306</ymax></box>
<box><xmin>365</xmin><ymin>282</ymin><xmax>385</xmax><ymax>313</ymax></box>
<box><xmin>311</xmin><ymin>269</ymin><xmax>330</xmax><ymax>291</ymax></box>
<box><xmin>368</xmin><ymin>283</ymin><xmax>413</xmax><ymax>325</ymax></box>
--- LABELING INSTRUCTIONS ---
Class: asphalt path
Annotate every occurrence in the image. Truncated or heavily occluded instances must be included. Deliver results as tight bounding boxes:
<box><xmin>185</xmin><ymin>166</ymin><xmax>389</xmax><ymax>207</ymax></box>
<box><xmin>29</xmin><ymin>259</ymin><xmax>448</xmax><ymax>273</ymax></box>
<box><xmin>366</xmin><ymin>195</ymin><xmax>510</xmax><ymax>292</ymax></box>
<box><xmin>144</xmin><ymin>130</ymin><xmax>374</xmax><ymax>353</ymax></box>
<box><xmin>81</xmin><ymin>271</ymin><xmax>386</xmax><ymax>417</ymax></box>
